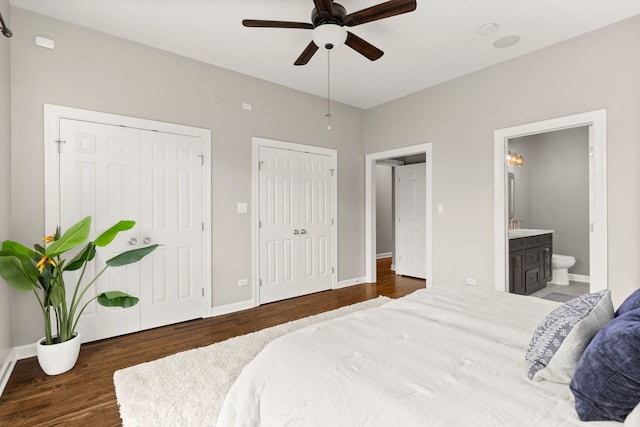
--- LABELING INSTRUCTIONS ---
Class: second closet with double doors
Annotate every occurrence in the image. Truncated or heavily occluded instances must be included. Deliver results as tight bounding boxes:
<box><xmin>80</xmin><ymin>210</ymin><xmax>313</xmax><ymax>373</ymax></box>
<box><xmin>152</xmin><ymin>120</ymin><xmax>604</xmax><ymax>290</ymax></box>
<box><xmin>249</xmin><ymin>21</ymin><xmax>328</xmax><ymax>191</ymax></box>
<box><xmin>258</xmin><ymin>143</ymin><xmax>336</xmax><ymax>304</ymax></box>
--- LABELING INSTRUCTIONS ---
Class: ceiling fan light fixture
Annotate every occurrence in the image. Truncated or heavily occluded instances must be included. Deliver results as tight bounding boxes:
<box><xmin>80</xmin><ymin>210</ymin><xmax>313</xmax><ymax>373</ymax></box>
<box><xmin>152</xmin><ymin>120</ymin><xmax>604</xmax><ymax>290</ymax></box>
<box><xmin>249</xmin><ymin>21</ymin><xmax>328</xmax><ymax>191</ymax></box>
<box><xmin>312</xmin><ymin>24</ymin><xmax>347</xmax><ymax>50</ymax></box>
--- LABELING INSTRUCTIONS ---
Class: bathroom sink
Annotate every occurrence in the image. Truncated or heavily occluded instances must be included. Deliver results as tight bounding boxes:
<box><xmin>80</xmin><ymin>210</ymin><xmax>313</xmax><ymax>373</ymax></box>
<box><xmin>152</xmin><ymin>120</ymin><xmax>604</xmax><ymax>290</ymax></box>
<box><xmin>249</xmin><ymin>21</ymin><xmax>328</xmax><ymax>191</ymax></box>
<box><xmin>508</xmin><ymin>229</ymin><xmax>554</xmax><ymax>239</ymax></box>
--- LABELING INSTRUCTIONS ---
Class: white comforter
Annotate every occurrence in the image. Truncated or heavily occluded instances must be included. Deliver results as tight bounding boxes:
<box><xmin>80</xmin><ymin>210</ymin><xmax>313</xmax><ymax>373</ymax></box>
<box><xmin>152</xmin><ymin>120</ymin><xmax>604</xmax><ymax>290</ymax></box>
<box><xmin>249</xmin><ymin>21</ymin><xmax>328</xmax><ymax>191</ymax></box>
<box><xmin>217</xmin><ymin>285</ymin><xmax>621</xmax><ymax>426</ymax></box>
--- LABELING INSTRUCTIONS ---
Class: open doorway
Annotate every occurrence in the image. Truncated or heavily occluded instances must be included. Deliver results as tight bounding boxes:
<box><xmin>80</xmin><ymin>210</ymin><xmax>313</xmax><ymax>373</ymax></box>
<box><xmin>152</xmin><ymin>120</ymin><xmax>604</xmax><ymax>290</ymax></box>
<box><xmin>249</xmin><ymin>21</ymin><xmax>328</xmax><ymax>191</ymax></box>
<box><xmin>494</xmin><ymin>110</ymin><xmax>608</xmax><ymax>296</ymax></box>
<box><xmin>365</xmin><ymin>143</ymin><xmax>432</xmax><ymax>285</ymax></box>
<box><xmin>508</xmin><ymin>128</ymin><xmax>590</xmax><ymax>301</ymax></box>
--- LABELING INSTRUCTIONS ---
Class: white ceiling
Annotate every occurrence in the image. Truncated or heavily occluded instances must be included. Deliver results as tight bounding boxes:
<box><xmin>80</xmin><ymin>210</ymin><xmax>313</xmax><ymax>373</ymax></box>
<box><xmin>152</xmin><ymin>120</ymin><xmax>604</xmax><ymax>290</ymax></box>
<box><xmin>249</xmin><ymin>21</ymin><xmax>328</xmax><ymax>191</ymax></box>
<box><xmin>9</xmin><ymin>0</ymin><xmax>640</xmax><ymax>109</ymax></box>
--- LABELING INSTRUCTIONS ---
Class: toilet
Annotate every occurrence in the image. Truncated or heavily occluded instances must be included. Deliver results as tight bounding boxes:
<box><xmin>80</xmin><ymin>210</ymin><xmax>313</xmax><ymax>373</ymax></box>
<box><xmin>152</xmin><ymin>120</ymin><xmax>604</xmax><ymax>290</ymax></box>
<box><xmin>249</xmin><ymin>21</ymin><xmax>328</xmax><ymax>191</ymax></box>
<box><xmin>549</xmin><ymin>254</ymin><xmax>576</xmax><ymax>286</ymax></box>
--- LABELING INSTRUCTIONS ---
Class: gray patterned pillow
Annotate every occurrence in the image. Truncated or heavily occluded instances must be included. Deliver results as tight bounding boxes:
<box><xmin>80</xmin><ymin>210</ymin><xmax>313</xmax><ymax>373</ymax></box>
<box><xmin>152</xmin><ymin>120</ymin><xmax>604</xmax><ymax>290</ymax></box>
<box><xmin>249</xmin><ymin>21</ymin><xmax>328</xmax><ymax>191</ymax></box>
<box><xmin>525</xmin><ymin>290</ymin><xmax>613</xmax><ymax>384</ymax></box>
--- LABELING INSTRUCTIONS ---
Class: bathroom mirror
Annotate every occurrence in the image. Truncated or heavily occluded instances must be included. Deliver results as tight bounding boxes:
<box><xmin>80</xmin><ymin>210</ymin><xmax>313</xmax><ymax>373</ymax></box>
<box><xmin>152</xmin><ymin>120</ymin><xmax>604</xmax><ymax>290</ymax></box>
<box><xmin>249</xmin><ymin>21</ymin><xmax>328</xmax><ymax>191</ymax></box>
<box><xmin>508</xmin><ymin>172</ymin><xmax>515</xmax><ymax>220</ymax></box>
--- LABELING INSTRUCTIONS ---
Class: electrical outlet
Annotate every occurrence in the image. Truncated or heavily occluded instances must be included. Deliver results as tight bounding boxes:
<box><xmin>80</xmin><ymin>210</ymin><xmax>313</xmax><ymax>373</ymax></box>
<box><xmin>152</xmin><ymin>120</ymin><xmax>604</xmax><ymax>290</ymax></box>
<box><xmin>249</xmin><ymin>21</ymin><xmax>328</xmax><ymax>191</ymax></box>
<box><xmin>238</xmin><ymin>278</ymin><xmax>248</xmax><ymax>287</ymax></box>
<box><xmin>242</xmin><ymin>103</ymin><xmax>252</xmax><ymax>111</ymax></box>
<box><xmin>466</xmin><ymin>278</ymin><xmax>477</xmax><ymax>286</ymax></box>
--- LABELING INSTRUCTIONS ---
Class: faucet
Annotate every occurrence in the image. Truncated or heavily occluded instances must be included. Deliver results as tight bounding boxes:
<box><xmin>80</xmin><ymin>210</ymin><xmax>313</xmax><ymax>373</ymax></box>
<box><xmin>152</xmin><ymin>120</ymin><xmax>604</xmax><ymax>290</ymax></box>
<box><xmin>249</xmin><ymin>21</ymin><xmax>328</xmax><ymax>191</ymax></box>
<box><xmin>509</xmin><ymin>217</ymin><xmax>521</xmax><ymax>230</ymax></box>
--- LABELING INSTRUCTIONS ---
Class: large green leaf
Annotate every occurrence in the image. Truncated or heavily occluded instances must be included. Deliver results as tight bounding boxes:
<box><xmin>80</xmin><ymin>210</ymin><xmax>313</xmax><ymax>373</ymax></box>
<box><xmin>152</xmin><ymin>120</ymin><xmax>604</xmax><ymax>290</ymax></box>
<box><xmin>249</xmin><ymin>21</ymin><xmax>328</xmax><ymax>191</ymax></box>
<box><xmin>94</xmin><ymin>220</ymin><xmax>136</xmax><ymax>247</ymax></box>
<box><xmin>106</xmin><ymin>244</ymin><xmax>159</xmax><ymax>267</ymax></box>
<box><xmin>64</xmin><ymin>243</ymin><xmax>97</xmax><ymax>271</ymax></box>
<box><xmin>97</xmin><ymin>291</ymin><xmax>139</xmax><ymax>308</ymax></box>
<box><xmin>46</xmin><ymin>216</ymin><xmax>92</xmax><ymax>257</ymax></box>
<box><xmin>0</xmin><ymin>255</ymin><xmax>39</xmax><ymax>291</ymax></box>
<box><xmin>47</xmin><ymin>281</ymin><xmax>65</xmax><ymax>307</ymax></box>
<box><xmin>2</xmin><ymin>240</ymin><xmax>35</xmax><ymax>258</ymax></box>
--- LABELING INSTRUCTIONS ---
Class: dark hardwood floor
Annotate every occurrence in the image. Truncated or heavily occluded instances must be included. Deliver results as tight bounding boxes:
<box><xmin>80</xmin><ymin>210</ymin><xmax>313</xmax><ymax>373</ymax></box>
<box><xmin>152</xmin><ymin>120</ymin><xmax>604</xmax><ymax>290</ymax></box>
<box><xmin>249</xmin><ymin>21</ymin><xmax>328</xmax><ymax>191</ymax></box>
<box><xmin>0</xmin><ymin>258</ymin><xmax>425</xmax><ymax>426</ymax></box>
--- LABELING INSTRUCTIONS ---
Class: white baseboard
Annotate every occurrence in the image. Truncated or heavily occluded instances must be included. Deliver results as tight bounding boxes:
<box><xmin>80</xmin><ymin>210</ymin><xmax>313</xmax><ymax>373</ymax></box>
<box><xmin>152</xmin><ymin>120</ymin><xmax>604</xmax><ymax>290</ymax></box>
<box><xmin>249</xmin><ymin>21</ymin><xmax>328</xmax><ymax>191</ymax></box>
<box><xmin>208</xmin><ymin>299</ymin><xmax>256</xmax><ymax>317</ymax></box>
<box><xmin>0</xmin><ymin>349</ymin><xmax>16</xmax><ymax>398</ymax></box>
<box><xmin>14</xmin><ymin>343</ymin><xmax>36</xmax><ymax>360</ymax></box>
<box><xmin>336</xmin><ymin>276</ymin><xmax>367</xmax><ymax>289</ymax></box>
<box><xmin>390</xmin><ymin>264</ymin><xmax>396</xmax><ymax>271</ymax></box>
<box><xmin>569</xmin><ymin>274</ymin><xmax>590</xmax><ymax>284</ymax></box>
<box><xmin>376</xmin><ymin>252</ymin><xmax>392</xmax><ymax>260</ymax></box>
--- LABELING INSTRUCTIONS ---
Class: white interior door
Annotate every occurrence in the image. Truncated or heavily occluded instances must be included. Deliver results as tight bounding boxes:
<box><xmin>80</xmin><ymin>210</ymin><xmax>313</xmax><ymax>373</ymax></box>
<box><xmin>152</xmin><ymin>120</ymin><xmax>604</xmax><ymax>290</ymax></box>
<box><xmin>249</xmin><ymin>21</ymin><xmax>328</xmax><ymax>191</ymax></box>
<box><xmin>59</xmin><ymin>119</ymin><xmax>142</xmax><ymax>341</ymax></box>
<box><xmin>395</xmin><ymin>163</ymin><xmax>427</xmax><ymax>279</ymax></box>
<box><xmin>139</xmin><ymin>130</ymin><xmax>204</xmax><ymax>329</ymax></box>
<box><xmin>298</xmin><ymin>152</ymin><xmax>333</xmax><ymax>295</ymax></box>
<box><xmin>259</xmin><ymin>147</ymin><xmax>300</xmax><ymax>304</ymax></box>
<box><xmin>58</xmin><ymin>119</ymin><xmax>204</xmax><ymax>342</ymax></box>
<box><xmin>258</xmin><ymin>147</ymin><xmax>333</xmax><ymax>304</ymax></box>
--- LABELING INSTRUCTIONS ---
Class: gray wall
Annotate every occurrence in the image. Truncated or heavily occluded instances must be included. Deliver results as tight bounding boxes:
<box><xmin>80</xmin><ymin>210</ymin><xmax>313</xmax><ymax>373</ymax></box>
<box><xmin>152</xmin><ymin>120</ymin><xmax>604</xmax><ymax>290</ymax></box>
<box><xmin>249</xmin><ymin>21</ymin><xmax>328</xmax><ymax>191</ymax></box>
<box><xmin>364</xmin><ymin>15</ymin><xmax>640</xmax><ymax>307</ymax></box>
<box><xmin>510</xmin><ymin>127</ymin><xmax>590</xmax><ymax>276</ymax></box>
<box><xmin>375</xmin><ymin>164</ymin><xmax>393</xmax><ymax>255</ymax></box>
<box><xmin>9</xmin><ymin>8</ymin><xmax>365</xmax><ymax>346</ymax></box>
<box><xmin>531</xmin><ymin>128</ymin><xmax>589</xmax><ymax>275</ymax></box>
<box><xmin>0</xmin><ymin>0</ymin><xmax>12</xmax><ymax>368</ymax></box>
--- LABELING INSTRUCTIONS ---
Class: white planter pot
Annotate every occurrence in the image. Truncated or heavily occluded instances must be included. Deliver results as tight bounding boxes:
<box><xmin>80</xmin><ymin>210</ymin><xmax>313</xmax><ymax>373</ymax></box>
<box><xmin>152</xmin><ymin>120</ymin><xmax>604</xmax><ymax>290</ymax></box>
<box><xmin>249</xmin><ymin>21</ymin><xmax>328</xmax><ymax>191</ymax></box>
<box><xmin>36</xmin><ymin>332</ymin><xmax>82</xmax><ymax>375</ymax></box>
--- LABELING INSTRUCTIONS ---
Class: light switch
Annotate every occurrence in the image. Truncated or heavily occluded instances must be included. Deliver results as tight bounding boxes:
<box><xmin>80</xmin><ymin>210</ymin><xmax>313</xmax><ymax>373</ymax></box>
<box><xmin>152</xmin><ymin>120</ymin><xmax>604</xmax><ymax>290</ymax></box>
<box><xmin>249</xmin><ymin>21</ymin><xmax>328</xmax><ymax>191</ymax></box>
<box><xmin>437</xmin><ymin>204</ymin><xmax>444</xmax><ymax>214</ymax></box>
<box><xmin>237</xmin><ymin>202</ymin><xmax>248</xmax><ymax>214</ymax></box>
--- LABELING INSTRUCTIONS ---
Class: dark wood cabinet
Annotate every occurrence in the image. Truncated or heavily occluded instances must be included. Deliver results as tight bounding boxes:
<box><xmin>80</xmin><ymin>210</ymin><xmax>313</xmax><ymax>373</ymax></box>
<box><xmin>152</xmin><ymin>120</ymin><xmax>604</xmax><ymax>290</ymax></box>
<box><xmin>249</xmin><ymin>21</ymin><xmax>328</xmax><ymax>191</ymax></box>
<box><xmin>509</xmin><ymin>250</ymin><xmax>525</xmax><ymax>294</ymax></box>
<box><xmin>509</xmin><ymin>233</ymin><xmax>552</xmax><ymax>295</ymax></box>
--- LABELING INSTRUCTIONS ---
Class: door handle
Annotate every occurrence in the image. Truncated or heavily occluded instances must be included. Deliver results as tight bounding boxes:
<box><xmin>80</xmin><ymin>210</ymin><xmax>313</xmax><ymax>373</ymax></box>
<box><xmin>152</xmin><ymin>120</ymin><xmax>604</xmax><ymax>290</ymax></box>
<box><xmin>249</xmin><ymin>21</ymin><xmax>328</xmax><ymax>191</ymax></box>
<box><xmin>300</xmin><ymin>229</ymin><xmax>307</xmax><ymax>234</ymax></box>
<box><xmin>293</xmin><ymin>229</ymin><xmax>300</xmax><ymax>235</ymax></box>
<box><xmin>143</xmin><ymin>237</ymin><xmax>151</xmax><ymax>244</ymax></box>
<box><xmin>128</xmin><ymin>237</ymin><xmax>138</xmax><ymax>246</ymax></box>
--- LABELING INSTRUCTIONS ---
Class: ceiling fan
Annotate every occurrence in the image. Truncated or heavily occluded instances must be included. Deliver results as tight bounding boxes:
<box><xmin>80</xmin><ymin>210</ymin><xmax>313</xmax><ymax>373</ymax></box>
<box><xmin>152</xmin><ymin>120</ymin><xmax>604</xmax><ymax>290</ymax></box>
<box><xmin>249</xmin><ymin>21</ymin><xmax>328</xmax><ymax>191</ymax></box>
<box><xmin>242</xmin><ymin>0</ymin><xmax>417</xmax><ymax>65</ymax></box>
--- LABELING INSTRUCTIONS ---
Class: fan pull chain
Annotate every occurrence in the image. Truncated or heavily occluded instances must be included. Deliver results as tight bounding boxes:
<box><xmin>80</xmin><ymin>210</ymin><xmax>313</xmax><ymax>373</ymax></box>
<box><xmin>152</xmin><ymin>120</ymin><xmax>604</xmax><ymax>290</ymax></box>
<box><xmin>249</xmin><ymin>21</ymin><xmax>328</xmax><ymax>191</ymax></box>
<box><xmin>326</xmin><ymin>48</ymin><xmax>332</xmax><ymax>131</ymax></box>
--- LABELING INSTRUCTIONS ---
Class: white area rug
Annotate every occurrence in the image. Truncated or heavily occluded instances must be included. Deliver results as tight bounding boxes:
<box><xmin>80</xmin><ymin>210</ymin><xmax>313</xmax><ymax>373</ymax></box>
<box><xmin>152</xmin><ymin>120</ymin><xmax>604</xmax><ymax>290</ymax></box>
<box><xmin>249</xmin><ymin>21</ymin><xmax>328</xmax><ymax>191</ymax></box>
<box><xmin>113</xmin><ymin>297</ymin><xmax>390</xmax><ymax>426</ymax></box>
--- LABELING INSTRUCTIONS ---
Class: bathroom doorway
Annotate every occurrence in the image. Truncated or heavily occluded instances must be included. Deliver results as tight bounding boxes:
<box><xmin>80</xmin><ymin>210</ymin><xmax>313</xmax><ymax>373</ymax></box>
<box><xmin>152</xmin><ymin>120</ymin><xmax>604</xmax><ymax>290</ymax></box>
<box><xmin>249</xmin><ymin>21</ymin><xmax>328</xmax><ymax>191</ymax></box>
<box><xmin>508</xmin><ymin>128</ymin><xmax>590</xmax><ymax>301</ymax></box>
<box><xmin>493</xmin><ymin>110</ymin><xmax>608</xmax><ymax>296</ymax></box>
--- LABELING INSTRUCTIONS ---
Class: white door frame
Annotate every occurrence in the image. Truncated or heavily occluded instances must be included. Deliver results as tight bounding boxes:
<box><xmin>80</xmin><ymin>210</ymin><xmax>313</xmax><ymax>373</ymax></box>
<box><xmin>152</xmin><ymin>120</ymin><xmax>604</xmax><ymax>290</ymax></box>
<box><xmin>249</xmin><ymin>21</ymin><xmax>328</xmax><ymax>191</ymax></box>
<box><xmin>252</xmin><ymin>137</ymin><xmax>338</xmax><ymax>307</ymax></box>
<box><xmin>43</xmin><ymin>104</ymin><xmax>213</xmax><ymax>316</ymax></box>
<box><xmin>365</xmin><ymin>143</ymin><xmax>433</xmax><ymax>286</ymax></box>
<box><xmin>493</xmin><ymin>109</ymin><xmax>607</xmax><ymax>293</ymax></box>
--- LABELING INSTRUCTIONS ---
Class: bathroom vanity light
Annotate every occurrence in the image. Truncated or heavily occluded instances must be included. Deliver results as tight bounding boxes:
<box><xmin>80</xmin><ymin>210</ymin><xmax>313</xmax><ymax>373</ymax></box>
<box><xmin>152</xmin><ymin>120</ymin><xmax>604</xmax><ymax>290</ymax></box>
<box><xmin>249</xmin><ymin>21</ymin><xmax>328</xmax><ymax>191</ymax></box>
<box><xmin>508</xmin><ymin>151</ymin><xmax>525</xmax><ymax>166</ymax></box>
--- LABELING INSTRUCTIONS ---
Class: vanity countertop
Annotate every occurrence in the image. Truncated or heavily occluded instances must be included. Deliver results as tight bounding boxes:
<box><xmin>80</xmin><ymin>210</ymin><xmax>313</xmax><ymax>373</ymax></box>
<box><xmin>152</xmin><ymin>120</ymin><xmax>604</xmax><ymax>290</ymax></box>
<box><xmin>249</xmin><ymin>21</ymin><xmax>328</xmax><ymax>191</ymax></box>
<box><xmin>508</xmin><ymin>229</ymin><xmax>554</xmax><ymax>239</ymax></box>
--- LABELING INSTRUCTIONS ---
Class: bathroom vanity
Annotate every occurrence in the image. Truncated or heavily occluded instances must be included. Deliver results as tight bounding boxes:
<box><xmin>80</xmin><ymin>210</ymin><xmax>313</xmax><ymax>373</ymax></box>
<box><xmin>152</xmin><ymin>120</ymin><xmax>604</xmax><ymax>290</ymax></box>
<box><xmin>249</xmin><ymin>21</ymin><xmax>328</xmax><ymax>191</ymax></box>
<box><xmin>508</xmin><ymin>230</ymin><xmax>553</xmax><ymax>295</ymax></box>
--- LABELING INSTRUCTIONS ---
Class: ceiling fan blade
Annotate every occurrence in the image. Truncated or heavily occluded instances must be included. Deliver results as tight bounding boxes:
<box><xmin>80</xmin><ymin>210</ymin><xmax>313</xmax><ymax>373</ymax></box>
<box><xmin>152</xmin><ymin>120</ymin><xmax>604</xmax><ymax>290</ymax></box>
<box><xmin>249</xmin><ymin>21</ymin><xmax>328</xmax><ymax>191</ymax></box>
<box><xmin>345</xmin><ymin>32</ymin><xmax>384</xmax><ymax>61</ymax></box>
<box><xmin>242</xmin><ymin>19</ymin><xmax>314</xmax><ymax>30</ymax></box>
<box><xmin>313</xmin><ymin>0</ymin><xmax>333</xmax><ymax>16</ymax></box>
<box><xmin>343</xmin><ymin>0</ymin><xmax>416</xmax><ymax>27</ymax></box>
<box><xmin>294</xmin><ymin>41</ymin><xmax>319</xmax><ymax>66</ymax></box>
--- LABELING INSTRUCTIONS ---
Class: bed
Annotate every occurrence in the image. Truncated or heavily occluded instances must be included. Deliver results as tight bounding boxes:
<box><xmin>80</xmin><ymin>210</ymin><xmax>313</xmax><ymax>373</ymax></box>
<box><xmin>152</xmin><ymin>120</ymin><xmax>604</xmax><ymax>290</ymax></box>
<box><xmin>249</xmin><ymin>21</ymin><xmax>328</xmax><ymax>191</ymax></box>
<box><xmin>217</xmin><ymin>285</ymin><xmax>627</xmax><ymax>426</ymax></box>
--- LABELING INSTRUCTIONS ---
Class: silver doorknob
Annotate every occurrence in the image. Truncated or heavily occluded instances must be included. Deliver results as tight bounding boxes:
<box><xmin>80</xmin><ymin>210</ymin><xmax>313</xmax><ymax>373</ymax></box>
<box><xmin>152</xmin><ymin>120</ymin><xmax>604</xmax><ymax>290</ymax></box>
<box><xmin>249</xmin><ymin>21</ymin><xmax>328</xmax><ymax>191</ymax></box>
<box><xmin>128</xmin><ymin>237</ymin><xmax>138</xmax><ymax>245</ymax></box>
<box><xmin>300</xmin><ymin>229</ymin><xmax>307</xmax><ymax>234</ymax></box>
<box><xmin>143</xmin><ymin>237</ymin><xmax>151</xmax><ymax>244</ymax></box>
<box><xmin>293</xmin><ymin>229</ymin><xmax>300</xmax><ymax>235</ymax></box>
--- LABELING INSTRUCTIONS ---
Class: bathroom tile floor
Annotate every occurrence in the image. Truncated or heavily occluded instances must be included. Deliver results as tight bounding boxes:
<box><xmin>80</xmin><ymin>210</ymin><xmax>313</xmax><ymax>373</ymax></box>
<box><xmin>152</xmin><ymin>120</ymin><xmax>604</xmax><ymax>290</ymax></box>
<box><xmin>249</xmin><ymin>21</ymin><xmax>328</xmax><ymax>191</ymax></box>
<box><xmin>532</xmin><ymin>281</ymin><xmax>590</xmax><ymax>302</ymax></box>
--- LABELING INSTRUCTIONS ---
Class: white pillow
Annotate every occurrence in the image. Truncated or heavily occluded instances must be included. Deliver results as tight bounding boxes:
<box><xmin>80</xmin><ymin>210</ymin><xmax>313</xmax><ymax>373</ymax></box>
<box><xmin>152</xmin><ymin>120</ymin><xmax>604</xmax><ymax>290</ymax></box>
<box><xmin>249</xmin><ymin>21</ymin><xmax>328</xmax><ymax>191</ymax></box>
<box><xmin>625</xmin><ymin>401</ymin><xmax>640</xmax><ymax>426</ymax></box>
<box><xmin>525</xmin><ymin>290</ymin><xmax>613</xmax><ymax>384</ymax></box>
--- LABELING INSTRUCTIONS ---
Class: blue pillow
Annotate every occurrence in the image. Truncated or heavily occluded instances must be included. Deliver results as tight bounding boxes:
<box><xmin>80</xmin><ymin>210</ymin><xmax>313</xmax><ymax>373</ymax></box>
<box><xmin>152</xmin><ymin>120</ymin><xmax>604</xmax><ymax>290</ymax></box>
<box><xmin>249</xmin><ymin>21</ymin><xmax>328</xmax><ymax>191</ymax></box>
<box><xmin>615</xmin><ymin>288</ymin><xmax>640</xmax><ymax>317</ymax></box>
<box><xmin>570</xmin><ymin>308</ymin><xmax>640</xmax><ymax>422</ymax></box>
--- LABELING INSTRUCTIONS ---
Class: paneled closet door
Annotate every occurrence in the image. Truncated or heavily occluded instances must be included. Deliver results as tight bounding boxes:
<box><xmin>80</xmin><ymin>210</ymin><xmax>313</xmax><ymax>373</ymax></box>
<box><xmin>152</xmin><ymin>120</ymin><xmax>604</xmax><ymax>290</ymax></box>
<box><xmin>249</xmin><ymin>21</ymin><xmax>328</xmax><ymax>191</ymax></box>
<box><xmin>298</xmin><ymin>152</ymin><xmax>333</xmax><ymax>296</ymax></box>
<box><xmin>138</xmin><ymin>130</ymin><xmax>204</xmax><ymax>329</ymax></box>
<box><xmin>59</xmin><ymin>119</ymin><xmax>142</xmax><ymax>341</ymax></box>
<box><xmin>259</xmin><ymin>147</ymin><xmax>300</xmax><ymax>304</ymax></box>
<box><xmin>258</xmin><ymin>147</ymin><xmax>334</xmax><ymax>304</ymax></box>
<box><xmin>58</xmin><ymin>119</ymin><xmax>205</xmax><ymax>342</ymax></box>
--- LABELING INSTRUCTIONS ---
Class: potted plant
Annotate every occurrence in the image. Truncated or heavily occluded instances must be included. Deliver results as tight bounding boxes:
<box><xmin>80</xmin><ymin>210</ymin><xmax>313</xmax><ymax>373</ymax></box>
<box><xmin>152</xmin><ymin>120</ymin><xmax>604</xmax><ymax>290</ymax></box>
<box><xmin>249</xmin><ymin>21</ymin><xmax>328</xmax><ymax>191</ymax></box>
<box><xmin>0</xmin><ymin>216</ymin><xmax>158</xmax><ymax>375</ymax></box>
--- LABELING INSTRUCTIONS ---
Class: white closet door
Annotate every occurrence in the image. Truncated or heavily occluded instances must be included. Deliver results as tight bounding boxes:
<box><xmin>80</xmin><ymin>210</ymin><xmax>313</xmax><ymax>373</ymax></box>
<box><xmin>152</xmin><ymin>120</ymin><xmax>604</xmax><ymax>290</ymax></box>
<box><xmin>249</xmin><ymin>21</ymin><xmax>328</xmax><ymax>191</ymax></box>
<box><xmin>298</xmin><ymin>152</ymin><xmax>333</xmax><ymax>295</ymax></box>
<box><xmin>59</xmin><ymin>119</ymin><xmax>142</xmax><ymax>341</ymax></box>
<box><xmin>396</xmin><ymin>163</ymin><xmax>427</xmax><ymax>279</ymax></box>
<box><xmin>259</xmin><ymin>147</ymin><xmax>300</xmax><ymax>304</ymax></box>
<box><xmin>58</xmin><ymin>119</ymin><xmax>204</xmax><ymax>342</ymax></box>
<box><xmin>139</xmin><ymin>130</ymin><xmax>204</xmax><ymax>329</ymax></box>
